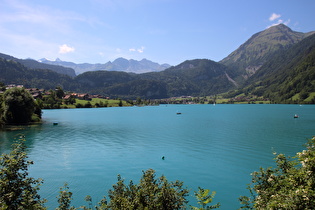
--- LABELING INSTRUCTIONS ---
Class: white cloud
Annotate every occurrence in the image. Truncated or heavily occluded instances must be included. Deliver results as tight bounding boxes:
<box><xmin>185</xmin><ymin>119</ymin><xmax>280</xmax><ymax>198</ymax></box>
<box><xmin>267</xmin><ymin>19</ymin><xmax>291</xmax><ymax>28</ymax></box>
<box><xmin>267</xmin><ymin>13</ymin><xmax>291</xmax><ymax>28</ymax></box>
<box><xmin>137</xmin><ymin>46</ymin><xmax>145</xmax><ymax>53</ymax></box>
<box><xmin>129</xmin><ymin>46</ymin><xmax>145</xmax><ymax>53</ymax></box>
<box><xmin>269</xmin><ymin>13</ymin><xmax>281</xmax><ymax>21</ymax></box>
<box><xmin>59</xmin><ymin>44</ymin><xmax>75</xmax><ymax>54</ymax></box>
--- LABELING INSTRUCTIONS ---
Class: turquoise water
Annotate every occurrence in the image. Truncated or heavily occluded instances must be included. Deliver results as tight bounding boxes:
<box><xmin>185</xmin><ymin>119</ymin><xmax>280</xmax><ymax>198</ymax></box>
<box><xmin>1</xmin><ymin>104</ymin><xmax>315</xmax><ymax>209</ymax></box>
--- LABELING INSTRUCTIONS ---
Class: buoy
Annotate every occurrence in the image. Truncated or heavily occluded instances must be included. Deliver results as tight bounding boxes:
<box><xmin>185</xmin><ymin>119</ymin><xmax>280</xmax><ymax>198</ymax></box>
<box><xmin>162</xmin><ymin>156</ymin><xmax>165</xmax><ymax>160</ymax></box>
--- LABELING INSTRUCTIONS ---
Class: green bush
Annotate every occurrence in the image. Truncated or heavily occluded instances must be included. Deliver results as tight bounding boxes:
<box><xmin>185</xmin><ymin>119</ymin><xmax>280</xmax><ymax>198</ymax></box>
<box><xmin>240</xmin><ymin>136</ymin><xmax>315</xmax><ymax>209</ymax></box>
<box><xmin>0</xmin><ymin>139</ymin><xmax>46</xmax><ymax>209</ymax></box>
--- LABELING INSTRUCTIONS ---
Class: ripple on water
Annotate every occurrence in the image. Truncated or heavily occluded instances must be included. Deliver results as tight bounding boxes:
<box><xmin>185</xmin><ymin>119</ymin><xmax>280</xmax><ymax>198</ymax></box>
<box><xmin>1</xmin><ymin>105</ymin><xmax>314</xmax><ymax>209</ymax></box>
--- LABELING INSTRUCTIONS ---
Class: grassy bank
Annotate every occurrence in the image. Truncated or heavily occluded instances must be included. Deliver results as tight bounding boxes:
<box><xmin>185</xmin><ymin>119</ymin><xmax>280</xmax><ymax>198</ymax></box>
<box><xmin>59</xmin><ymin>98</ymin><xmax>133</xmax><ymax>109</ymax></box>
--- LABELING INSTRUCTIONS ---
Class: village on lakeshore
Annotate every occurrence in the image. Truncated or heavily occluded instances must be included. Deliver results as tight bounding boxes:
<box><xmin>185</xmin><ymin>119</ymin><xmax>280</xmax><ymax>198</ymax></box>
<box><xmin>0</xmin><ymin>84</ymin><xmax>272</xmax><ymax>109</ymax></box>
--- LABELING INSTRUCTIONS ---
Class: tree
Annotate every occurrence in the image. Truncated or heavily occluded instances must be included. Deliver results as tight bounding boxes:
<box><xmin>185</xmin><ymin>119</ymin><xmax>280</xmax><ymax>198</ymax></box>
<box><xmin>84</xmin><ymin>102</ymin><xmax>92</xmax><ymax>108</ymax></box>
<box><xmin>118</xmin><ymin>99</ymin><xmax>123</xmax><ymax>107</ymax></box>
<box><xmin>55</xmin><ymin>87</ymin><xmax>65</xmax><ymax>99</ymax></box>
<box><xmin>64</xmin><ymin>95</ymin><xmax>76</xmax><ymax>105</ymax></box>
<box><xmin>299</xmin><ymin>90</ymin><xmax>309</xmax><ymax>101</ymax></box>
<box><xmin>34</xmin><ymin>98</ymin><xmax>43</xmax><ymax>119</ymax></box>
<box><xmin>239</xmin><ymin>136</ymin><xmax>315</xmax><ymax>209</ymax></box>
<box><xmin>42</xmin><ymin>89</ymin><xmax>63</xmax><ymax>109</ymax></box>
<box><xmin>105</xmin><ymin>169</ymin><xmax>189</xmax><ymax>210</ymax></box>
<box><xmin>56</xmin><ymin>183</ymin><xmax>75</xmax><ymax>210</ymax></box>
<box><xmin>0</xmin><ymin>93</ymin><xmax>4</xmax><ymax>126</ymax></box>
<box><xmin>0</xmin><ymin>82</ymin><xmax>5</xmax><ymax>91</ymax></box>
<box><xmin>2</xmin><ymin>87</ymin><xmax>36</xmax><ymax>124</ymax></box>
<box><xmin>0</xmin><ymin>138</ymin><xmax>46</xmax><ymax>209</ymax></box>
<box><xmin>191</xmin><ymin>187</ymin><xmax>220</xmax><ymax>210</ymax></box>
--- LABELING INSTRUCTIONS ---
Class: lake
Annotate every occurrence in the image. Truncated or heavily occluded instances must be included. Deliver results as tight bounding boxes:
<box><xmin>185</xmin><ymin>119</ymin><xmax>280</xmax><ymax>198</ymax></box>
<box><xmin>1</xmin><ymin>104</ymin><xmax>315</xmax><ymax>209</ymax></box>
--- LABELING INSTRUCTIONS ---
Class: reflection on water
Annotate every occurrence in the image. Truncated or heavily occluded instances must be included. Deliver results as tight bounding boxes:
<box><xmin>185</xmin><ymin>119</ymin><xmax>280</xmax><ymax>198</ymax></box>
<box><xmin>1</xmin><ymin>104</ymin><xmax>314</xmax><ymax>209</ymax></box>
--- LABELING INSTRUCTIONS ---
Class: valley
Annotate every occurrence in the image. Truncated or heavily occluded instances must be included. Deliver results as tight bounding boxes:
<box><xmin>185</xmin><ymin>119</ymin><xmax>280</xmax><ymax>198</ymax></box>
<box><xmin>1</xmin><ymin>24</ymin><xmax>315</xmax><ymax>104</ymax></box>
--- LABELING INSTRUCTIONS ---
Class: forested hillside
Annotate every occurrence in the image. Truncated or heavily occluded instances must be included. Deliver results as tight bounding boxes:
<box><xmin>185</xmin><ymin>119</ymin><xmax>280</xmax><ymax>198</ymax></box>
<box><xmin>0</xmin><ymin>53</ymin><xmax>76</xmax><ymax>77</ymax></box>
<box><xmin>0</xmin><ymin>58</ymin><xmax>76</xmax><ymax>90</ymax></box>
<box><xmin>0</xmin><ymin>56</ymin><xmax>237</xmax><ymax>99</ymax></box>
<box><xmin>142</xmin><ymin>59</ymin><xmax>238</xmax><ymax>96</ymax></box>
<box><xmin>72</xmin><ymin>59</ymin><xmax>237</xmax><ymax>99</ymax></box>
<box><xmin>220</xmin><ymin>24</ymin><xmax>314</xmax><ymax>83</ymax></box>
<box><xmin>234</xmin><ymin>33</ymin><xmax>315</xmax><ymax>103</ymax></box>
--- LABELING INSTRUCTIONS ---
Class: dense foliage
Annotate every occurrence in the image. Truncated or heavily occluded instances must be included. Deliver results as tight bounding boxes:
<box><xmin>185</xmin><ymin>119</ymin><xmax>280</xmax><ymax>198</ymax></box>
<box><xmin>191</xmin><ymin>187</ymin><xmax>220</xmax><ymax>210</ymax></box>
<box><xmin>103</xmin><ymin>169</ymin><xmax>189</xmax><ymax>209</ymax></box>
<box><xmin>1</xmin><ymin>87</ymin><xmax>41</xmax><ymax>124</ymax></box>
<box><xmin>0</xmin><ymin>139</ymin><xmax>46</xmax><ymax>209</ymax></box>
<box><xmin>240</xmin><ymin>136</ymin><xmax>315</xmax><ymax>209</ymax></box>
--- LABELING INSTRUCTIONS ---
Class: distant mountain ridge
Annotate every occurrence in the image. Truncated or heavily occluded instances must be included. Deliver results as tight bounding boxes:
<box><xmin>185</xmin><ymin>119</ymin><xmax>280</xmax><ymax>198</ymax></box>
<box><xmin>220</xmin><ymin>24</ymin><xmax>315</xmax><ymax>83</ymax></box>
<box><xmin>1</xmin><ymin>24</ymin><xmax>315</xmax><ymax>102</ymax></box>
<box><xmin>74</xmin><ymin>59</ymin><xmax>238</xmax><ymax>99</ymax></box>
<box><xmin>39</xmin><ymin>57</ymin><xmax>171</xmax><ymax>75</ymax></box>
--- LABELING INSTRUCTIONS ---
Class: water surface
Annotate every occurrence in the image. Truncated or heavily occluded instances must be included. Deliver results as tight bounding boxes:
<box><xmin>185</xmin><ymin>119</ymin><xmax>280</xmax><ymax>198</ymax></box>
<box><xmin>1</xmin><ymin>104</ymin><xmax>314</xmax><ymax>209</ymax></box>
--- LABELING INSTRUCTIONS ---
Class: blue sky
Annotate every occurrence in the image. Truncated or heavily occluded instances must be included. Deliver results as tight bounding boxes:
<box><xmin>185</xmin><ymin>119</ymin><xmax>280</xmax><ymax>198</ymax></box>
<box><xmin>1</xmin><ymin>0</ymin><xmax>315</xmax><ymax>66</ymax></box>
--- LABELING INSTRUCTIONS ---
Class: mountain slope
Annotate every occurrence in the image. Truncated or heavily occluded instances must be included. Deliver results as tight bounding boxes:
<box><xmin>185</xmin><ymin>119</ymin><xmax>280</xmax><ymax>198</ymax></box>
<box><xmin>0</xmin><ymin>58</ymin><xmax>76</xmax><ymax>90</ymax></box>
<box><xmin>241</xmin><ymin>33</ymin><xmax>315</xmax><ymax>103</ymax></box>
<box><xmin>220</xmin><ymin>24</ymin><xmax>315</xmax><ymax>82</ymax></box>
<box><xmin>149</xmin><ymin>59</ymin><xmax>238</xmax><ymax>96</ymax></box>
<box><xmin>70</xmin><ymin>59</ymin><xmax>237</xmax><ymax>99</ymax></box>
<box><xmin>129</xmin><ymin>59</ymin><xmax>238</xmax><ymax>97</ymax></box>
<box><xmin>0</xmin><ymin>53</ymin><xmax>76</xmax><ymax>77</ymax></box>
<box><xmin>40</xmin><ymin>57</ymin><xmax>171</xmax><ymax>74</ymax></box>
<box><xmin>74</xmin><ymin>70</ymin><xmax>135</xmax><ymax>92</ymax></box>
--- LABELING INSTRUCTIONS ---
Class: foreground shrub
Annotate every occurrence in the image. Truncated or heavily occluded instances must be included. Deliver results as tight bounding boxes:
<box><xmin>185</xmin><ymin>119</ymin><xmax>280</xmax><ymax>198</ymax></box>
<box><xmin>0</xmin><ymin>139</ymin><xmax>46</xmax><ymax>209</ymax></box>
<box><xmin>239</xmin><ymin>136</ymin><xmax>315</xmax><ymax>209</ymax></box>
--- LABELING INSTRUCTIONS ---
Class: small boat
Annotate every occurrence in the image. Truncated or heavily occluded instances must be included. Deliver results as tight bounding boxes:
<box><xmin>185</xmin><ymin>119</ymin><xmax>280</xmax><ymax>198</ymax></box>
<box><xmin>176</xmin><ymin>112</ymin><xmax>182</xmax><ymax>115</ymax></box>
<box><xmin>294</xmin><ymin>114</ymin><xmax>299</xmax><ymax>118</ymax></box>
<box><xmin>53</xmin><ymin>122</ymin><xmax>59</xmax><ymax>125</ymax></box>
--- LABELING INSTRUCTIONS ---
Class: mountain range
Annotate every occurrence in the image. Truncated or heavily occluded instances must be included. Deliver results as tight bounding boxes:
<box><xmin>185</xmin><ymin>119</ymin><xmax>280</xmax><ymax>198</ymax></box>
<box><xmin>1</xmin><ymin>24</ymin><xmax>315</xmax><ymax>103</ymax></box>
<box><xmin>39</xmin><ymin>57</ymin><xmax>171</xmax><ymax>75</ymax></box>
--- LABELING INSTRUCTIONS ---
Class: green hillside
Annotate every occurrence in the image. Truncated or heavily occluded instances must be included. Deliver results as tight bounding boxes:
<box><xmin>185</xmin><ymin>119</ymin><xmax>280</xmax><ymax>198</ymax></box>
<box><xmin>238</xmin><ymin>33</ymin><xmax>315</xmax><ymax>103</ymax></box>
<box><xmin>72</xmin><ymin>59</ymin><xmax>237</xmax><ymax>99</ymax></box>
<box><xmin>220</xmin><ymin>24</ymin><xmax>314</xmax><ymax>83</ymax></box>
<box><xmin>0</xmin><ymin>58</ymin><xmax>76</xmax><ymax>90</ymax></box>
<box><xmin>149</xmin><ymin>59</ymin><xmax>238</xmax><ymax>96</ymax></box>
<box><xmin>0</xmin><ymin>53</ymin><xmax>76</xmax><ymax>77</ymax></box>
